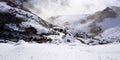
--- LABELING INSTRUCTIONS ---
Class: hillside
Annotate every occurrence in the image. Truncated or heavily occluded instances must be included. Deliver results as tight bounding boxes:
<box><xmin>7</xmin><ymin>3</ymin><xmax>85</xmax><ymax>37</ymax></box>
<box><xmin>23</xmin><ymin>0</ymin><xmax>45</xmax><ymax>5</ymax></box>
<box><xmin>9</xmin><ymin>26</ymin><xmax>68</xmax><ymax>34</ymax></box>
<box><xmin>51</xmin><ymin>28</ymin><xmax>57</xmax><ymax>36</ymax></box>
<box><xmin>0</xmin><ymin>0</ymin><xmax>120</xmax><ymax>60</ymax></box>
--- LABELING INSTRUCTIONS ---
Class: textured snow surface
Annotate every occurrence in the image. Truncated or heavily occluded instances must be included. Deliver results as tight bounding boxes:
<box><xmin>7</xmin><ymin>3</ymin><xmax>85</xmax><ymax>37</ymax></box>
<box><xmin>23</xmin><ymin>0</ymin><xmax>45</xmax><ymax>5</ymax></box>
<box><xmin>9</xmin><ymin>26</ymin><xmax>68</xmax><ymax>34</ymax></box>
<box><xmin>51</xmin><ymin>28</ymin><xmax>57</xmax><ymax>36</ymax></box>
<box><xmin>0</xmin><ymin>42</ymin><xmax>120</xmax><ymax>60</ymax></box>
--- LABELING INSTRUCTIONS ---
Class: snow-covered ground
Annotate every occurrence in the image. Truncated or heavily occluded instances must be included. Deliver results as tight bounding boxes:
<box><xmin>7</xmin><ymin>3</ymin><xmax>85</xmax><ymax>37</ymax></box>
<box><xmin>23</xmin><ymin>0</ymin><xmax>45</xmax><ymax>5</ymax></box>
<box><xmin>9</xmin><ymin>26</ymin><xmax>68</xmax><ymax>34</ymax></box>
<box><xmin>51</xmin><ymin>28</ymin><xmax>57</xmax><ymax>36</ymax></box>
<box><xmin>0</xmin><ymin>41</ymin><xmax>120</xmax><ymax>60</ymax></box>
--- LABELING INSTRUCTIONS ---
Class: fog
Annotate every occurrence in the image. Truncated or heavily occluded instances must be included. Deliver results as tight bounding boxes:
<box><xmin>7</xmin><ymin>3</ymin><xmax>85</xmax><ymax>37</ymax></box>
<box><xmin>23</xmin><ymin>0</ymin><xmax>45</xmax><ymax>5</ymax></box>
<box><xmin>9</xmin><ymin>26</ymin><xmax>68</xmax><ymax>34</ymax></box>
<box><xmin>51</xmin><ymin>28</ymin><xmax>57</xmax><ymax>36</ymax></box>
<box><xmin>24</xmin><ymin>0</ymin><xmax>120</xmax><ymax>19</ymax></box>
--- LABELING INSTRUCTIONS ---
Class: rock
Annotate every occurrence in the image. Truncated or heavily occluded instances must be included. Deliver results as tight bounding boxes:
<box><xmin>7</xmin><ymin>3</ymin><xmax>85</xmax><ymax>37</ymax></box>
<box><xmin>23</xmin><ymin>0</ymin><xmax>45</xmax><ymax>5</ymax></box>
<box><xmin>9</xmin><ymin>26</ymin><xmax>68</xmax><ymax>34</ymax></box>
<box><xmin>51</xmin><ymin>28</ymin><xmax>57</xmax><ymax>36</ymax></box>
<box><xmin>0</xmin><ymin>1</ymin><xmax>57</xmax><ymax>43</ymax></box>
<box><xmin>87</xmin><ymin>7</ymin><xmax>117</xmax><ymax>36</ymax></box>
<box><xmin>74</xmin><ymin>7</ymin><xmax>120</xmax><ymax>45</ymax></box>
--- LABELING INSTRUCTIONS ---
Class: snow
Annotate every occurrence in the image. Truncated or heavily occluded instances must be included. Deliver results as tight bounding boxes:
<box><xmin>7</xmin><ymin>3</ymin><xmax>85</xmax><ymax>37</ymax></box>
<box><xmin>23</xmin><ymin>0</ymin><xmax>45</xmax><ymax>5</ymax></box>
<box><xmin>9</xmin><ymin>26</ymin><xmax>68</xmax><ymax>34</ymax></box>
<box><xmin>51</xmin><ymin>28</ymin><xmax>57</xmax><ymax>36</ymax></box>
<box><xmin>47</xmin><ymin>33</ymin><xmax>64</xmax><ymax>45</ymax></box>
<box><xmin>46</xmin><ymin>7</ymin><xmax>120</xmax><ymax>36</ymax></box>
<box><xmin>6</xmin><ymin>24</ymin><xmax>19</xmax><ymax>31</ymax></box>
<box><xmin>0</xmin><ymin>2</ymin><xmax>49</xmax><ymax>34</ymax></box>
<box><xmin>21</xmin><ymin>21</ymin><xmax>49</xmax><ymax>34</ymax></box>
<box><xmin>98</xmin><ymin>15</ymin><xmax>120</xmax><ymax>30</ymax></box>
<box><xmin>0</xmin><ymin>42</ymin><xmax>120</xmax><ymax>60</ymax></box>
<box><xmin>0</xmin><ymin>1</ymin><xmax>120</xmax><ymax>60</ymax></box>
<box><xmin>0</xmin><ymin>2</ymin><xmax>10</xmax><ymax>12</ymax></box>
<box><xmin>101</xmin><ymin>27</ymin><xmax>120</xmax><ymax>42</ymax></box>
<box><xmin>24</xmin><ymin>0</ymin><xmax>120</xmax><ymax>40</ymax></box>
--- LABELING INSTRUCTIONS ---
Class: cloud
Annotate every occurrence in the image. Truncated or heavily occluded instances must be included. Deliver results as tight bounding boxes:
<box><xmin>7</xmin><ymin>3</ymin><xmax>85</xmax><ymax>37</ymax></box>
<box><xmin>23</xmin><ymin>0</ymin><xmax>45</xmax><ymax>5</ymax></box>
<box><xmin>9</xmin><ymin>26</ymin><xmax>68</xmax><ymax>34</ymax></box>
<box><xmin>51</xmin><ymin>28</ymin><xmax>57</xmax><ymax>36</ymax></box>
<box><xmin>24</xmin><ymin>0</ymin><xmax>120</xmax><ymax>19</ymax></box>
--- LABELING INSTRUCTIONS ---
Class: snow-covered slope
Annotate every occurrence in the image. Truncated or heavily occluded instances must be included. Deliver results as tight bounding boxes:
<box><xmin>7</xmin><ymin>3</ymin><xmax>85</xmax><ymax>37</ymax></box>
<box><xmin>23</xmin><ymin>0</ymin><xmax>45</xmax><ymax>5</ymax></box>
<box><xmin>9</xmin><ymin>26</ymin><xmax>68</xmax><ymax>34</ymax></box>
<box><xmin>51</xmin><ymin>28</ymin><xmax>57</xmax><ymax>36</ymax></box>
<box><xmin>47</xmin><ymin>7</ymin><xmax>120</xmax><ymax>45</ymax></box>
<box><xmin>0</xmin><ymin>2</ymin><xmax>58</xmax><ymax>43</ymax></box>
<box><xmin>0</xmin><ymin>42</ymin><xmax>120</xmax><ymax>60</ymax></box>
<box><xmin>0</xmin><ymin>2</ymin><xmax>49</xmax><ymax>33</ymax></box>
<box><xmin>101</xmin><ymin>27</ymin><xmax>120</xmax><ymax>42</ymax></box>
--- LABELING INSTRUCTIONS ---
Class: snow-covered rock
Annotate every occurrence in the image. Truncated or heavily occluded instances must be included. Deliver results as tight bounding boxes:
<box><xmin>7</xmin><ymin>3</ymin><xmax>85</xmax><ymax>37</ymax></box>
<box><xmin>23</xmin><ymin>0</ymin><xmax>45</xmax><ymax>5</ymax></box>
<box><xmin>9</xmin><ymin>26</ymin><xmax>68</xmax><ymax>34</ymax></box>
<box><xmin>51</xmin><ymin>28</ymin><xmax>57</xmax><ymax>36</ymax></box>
<box><xmin>0</xmin><ymin>2</ymin><xmax>58</xmax><ymax>43</ymax></box>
